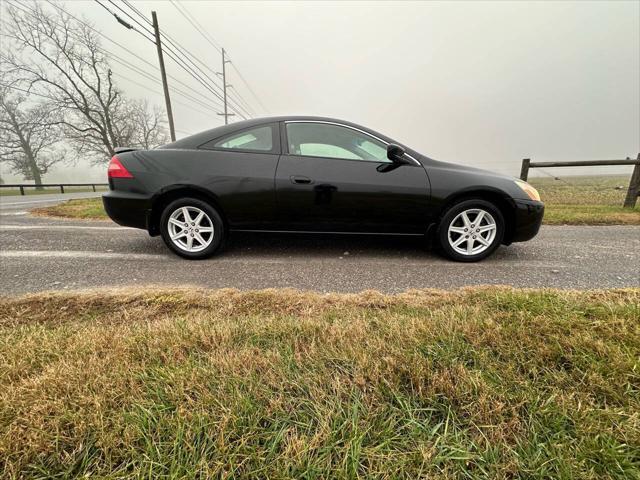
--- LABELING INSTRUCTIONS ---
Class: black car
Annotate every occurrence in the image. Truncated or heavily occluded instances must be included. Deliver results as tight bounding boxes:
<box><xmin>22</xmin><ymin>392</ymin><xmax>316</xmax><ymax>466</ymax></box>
<box><xmin>103</xmin><ymin>116</ymin><xmax>544</xmax><ymax>261</ymax></box>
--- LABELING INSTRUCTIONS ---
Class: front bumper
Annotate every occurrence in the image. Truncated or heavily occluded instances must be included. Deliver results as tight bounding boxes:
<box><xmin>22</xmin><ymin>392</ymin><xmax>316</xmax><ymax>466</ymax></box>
<box><xmin>510</xmin><ymin>199</ymin><xmax>544</xmax><ymax>242</ymax></box>
<box><xmin>102</xmin><ymin>191</ymin><xmax>152</xmax><ymax>231</ymax></box>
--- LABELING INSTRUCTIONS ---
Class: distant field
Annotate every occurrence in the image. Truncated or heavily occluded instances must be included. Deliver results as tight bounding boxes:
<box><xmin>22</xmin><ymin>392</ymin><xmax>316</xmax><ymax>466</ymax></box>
<box><xmin>528</xmin><ymin>175</ymin><xmax>630</xmax><ymax>206</ymax></box>
<box><xmin>0</xmin><ymin>186</ymin><xmax>107</xmax><ymax>196</ymax></box>
<box><xmin>28</xmin><ymin>176</ymin><xmax>640</xmax><ymax>225</ymax></box>
<box><xmin>1</xmin><ymin>287</ymin><xmax>638</xmax><ymax>478</ymax></box>
<box><xmin>529</xmin><ymin>175</ymin><xmax>639</xmax><ymax>224</ymax></box>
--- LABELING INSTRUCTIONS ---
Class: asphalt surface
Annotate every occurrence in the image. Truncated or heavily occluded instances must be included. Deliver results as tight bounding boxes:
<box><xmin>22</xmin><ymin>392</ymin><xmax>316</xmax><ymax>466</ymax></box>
<box><xmin>1</xmin><ymin>193</ymin><xmax>639</xmax><ymax>295</ymax></box>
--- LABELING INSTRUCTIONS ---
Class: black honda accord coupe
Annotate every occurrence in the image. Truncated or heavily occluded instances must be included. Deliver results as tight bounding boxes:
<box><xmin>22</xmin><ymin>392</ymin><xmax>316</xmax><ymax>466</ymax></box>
<box><xmin>103</xmin><ymin>116</ymin><xmax>544</xmax><ymax>261</ymax></box>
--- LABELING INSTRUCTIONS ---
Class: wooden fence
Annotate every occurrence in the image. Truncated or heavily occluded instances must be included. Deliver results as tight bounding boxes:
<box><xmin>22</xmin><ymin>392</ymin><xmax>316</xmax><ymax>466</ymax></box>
<box><xmin>519</xmin><ymin>154</ymin><xmax>640</xmax><ymax>208</ymax></box>
<box><xmin>0</xmin><ymin>183</ymin><xmax>108</xmax><ymax>195</ymax></box>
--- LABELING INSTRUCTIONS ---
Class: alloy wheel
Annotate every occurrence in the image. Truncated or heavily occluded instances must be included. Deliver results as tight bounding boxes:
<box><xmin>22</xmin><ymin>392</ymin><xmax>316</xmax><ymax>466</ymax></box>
<box><xmin>447</xmin><ymin>208</ymin><xmax>497</xmax><ymax>256</ymax></box>
<box><xmin>167</xmin><ymin>206</ymin><xmax>214</xmax><ymax>253</ymax></box>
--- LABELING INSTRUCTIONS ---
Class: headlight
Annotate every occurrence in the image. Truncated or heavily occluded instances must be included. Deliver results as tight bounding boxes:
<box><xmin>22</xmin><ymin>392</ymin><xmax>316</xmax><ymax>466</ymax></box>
<box><xmin>514</xmin><ymin>180</ymin><xmax>541</xmax><ymax>201</ymax></box>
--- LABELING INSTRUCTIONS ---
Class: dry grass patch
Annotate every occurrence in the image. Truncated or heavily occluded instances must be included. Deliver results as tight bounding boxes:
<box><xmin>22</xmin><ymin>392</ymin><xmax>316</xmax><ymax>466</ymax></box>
<box><xmin>1</xmin><ymin>287</ymin><xmax>639</xmax><ymax>479</ymax></box>
<box><xmin>30</xmin><ymin>197</ymin><xmax>108</xmax><ymax>220</ymax></box>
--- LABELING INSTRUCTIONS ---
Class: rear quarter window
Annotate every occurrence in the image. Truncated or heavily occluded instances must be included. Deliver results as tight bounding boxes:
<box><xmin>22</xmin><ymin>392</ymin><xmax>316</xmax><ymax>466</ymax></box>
<box><xmin>199</xmin><ymin>124</ymin><xmax>278</xmax><ymax>153</ymax></box>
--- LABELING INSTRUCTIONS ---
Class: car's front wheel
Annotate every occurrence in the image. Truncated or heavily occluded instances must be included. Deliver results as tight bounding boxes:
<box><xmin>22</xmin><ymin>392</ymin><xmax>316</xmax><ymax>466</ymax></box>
<box><xmin>437</xmin><ymin>199</ymin><xmax>504</xmax><ymax>262</ymax></box>
<box><xmin>160</xmin><ymin>197</ymin><xmax>225</xmax><ymax>259</ymax></box>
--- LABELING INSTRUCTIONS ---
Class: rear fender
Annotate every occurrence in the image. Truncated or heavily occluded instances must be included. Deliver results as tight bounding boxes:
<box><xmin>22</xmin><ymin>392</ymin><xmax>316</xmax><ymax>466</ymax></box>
<box><xmin>148</xmin><ymin>185</ymin><xmax>227</xmax><ymax>236</ymax></box>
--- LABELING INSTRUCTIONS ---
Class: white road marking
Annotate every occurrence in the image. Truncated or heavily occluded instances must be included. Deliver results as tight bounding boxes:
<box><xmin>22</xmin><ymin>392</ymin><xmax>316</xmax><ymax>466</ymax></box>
<box><xmin>0</xmin><ymin>198</ymin><xmax>84</xmax><ymax>206</ymax></box>
<box><xmin>0</xmin><ymin>250</ymin><xmax>162</xmax><ymax>260</ymax></box>
<box><xmin>0</xmin><ymin>211</ymin><xmax>27</xmax><ymax>216</ymax></box>
<box><xmin>0</xmin><ymin>225</ymin><xmax>133</xmax><ymax>231</ymax></box>
<box><xmin>0</xmin><ymin>249</ymin><xmax>574</xmax><ymax>269</ymax></box>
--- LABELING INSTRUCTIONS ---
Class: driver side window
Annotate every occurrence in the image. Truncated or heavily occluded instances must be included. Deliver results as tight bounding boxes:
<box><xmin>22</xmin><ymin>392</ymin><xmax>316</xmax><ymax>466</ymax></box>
<box><xmin>286</xmin><ymin>123</ymin><xmax>391</xmax><ymax>163</ymax></box>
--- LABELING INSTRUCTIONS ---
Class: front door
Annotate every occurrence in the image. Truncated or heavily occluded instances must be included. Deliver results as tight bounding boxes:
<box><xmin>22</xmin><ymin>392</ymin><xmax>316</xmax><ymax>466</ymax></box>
<box><xmin>274</xmin><ymin>121</ymin><xmax>430</xmax><ymax>233</ymax></box>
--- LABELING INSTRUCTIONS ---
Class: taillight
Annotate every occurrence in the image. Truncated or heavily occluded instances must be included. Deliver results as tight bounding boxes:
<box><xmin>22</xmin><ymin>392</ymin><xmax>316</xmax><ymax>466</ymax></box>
<box><xmin>108</xmin><ymin>155</ymin><xmax>133</xmax><ymax>179</ymax></box>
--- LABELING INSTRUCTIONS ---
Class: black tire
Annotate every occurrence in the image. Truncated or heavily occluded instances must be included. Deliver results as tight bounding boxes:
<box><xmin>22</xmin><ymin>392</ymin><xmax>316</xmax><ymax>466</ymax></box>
<box><xmin>159</xmin><ymin>197</ymin><xmax>225</xmax><ymax>259</ymax></box>
<box><xmin>437</xmin><ymin>199</ymin><xmax>504</xmax><ymax>262</ymax></box>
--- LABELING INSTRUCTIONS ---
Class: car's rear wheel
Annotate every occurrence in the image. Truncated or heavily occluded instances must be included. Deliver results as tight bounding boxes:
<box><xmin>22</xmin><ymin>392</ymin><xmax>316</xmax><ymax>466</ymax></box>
<box><xmin>160</xmin><ymin>197</ymin><xmax>225</xmax><ymax>259</ymax></box>
<box><xmin>437</xmin><ymin>199</ymin><xmax>504</xmax><ymax>262</ymax></box>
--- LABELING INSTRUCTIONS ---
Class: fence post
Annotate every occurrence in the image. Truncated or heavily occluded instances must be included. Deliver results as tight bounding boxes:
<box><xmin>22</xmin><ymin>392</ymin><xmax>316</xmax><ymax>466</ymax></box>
<box><xmin>20</xmin><ymin>186</ymin><xmax>25</xmax><ymax>195</ymax></box>
<box><xmin>60</xmin><ymin>185</ymin><xmax>64</xmax><ymax>194</ymax></box>
<box><xmin>92</xmin><ymin>184</ymin><xmax>96</xmax><ymax>192</ymax></box>
<box><xmin>520</xmin><ymin>158</ymin><xmax>530</xmax><ymax>181</ymax></box>
<box><xmin>623</xmin><ymin>153</ymin><xmax>640</xmax><ymax>208</ymax></box>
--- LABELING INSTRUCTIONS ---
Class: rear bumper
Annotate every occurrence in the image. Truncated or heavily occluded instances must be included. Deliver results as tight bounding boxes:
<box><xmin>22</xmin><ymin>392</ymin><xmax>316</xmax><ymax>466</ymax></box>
<box><xmin>102</xmin><ymin>191</ymin><xmax>152</xmax><ymax>231</ymax></box>
<box><xmin>510</xmin><ymin>199</ymin><xmax>544</xmax><ymax>243</ymax></box>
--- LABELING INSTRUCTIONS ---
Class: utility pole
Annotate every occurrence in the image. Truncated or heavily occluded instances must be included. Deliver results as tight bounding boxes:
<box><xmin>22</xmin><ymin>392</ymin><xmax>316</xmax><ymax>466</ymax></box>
<box><xmin>217</xmin><ymin>48</ymin><xmax>235</xmax><ymax>125</ymax></box>
<box><xmin>151</xmin><ymin>11</ymin><xmax>176</xmax><ymax>141</ymax></box>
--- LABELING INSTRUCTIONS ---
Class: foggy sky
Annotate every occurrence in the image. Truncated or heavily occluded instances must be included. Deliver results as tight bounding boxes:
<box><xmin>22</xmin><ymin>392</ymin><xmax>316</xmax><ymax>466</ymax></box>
<box><xmin>2</xmin><ymin>0</ymin><xmax>639</xmax><ymax>183</ymax></box>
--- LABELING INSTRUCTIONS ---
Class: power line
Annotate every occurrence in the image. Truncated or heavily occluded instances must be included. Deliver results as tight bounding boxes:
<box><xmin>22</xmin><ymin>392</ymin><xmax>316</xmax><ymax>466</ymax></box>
<box><xmin>121</xmin><ymin>0</ymin><xmax>216</xmax><ymax>79</ymax></box>
<box><xmin>91</xmin><ymin>0</ymin><xmax>255</xmax><ymax>120</ymax></box>
<box><xmin>116</xmin><ymin>0</ymin><xmax>253</xmax><ymax>119</ymax></box>
<box><xmin>106</xmin><ymin>50</ymin><xmax>223</xmax><ymax>112</ymax></box>
<box><xmin>111</xmin><ymin>1</ymin><xmax>251</xmax><ymax>119</ymax></box>
<box><xmin>161</xmin><ymin>47</ymin><xmax>249</xmax><ymax>119</ymax></box>
<box><xmin>7</xmin><ymin>0</ymin><xmax>256</xmax><ymax>122</ymax></box>
<box><xmin>96</xmin><ymin>1</ymin><xmax>249</xmax><ymax>120</ymax></box>
<box><xmin>39</xmin><ymin>0</ymin><xmax>229</xmax><ymax>114</ymax></box>
<box><xmin>1</xmin><ymin>53</ymin><xmax>213</xmax><ymax>128</ymax></box>
<box><xmin>7</xmin><ymin>0</ymin><xmax>223</xmax><ymax>114</ymax></box>
<box><xmin>109</xmin><ymin>53</ymin><xmax>224</xmax><ymax>111</ymax></box>
<box><xmin>95</xmin><ymin>0</ymin><xmax>141</xmax><ymax>35</ymax></box>
<box><xmin>167</xmin><ymin>0</ymin><xmax>262</xmax><ymax>115</ymax></box>
<box><xmin>169</xmin><ymin>0</ymin><xmax>222</xmax><ymax>53</ymax></box>
<box><xmin>227</xmin><ymin>58</ymin><xmax>269</xmax><ymax>114</ymax></box>
<box><xmin>0</xmin><ymin>83</ymin><xmax>59</xmax><ymax>102</ymax></box>
<box><xmin>165</xmin><ymin>0</ymin><xmax>261</xmax><ymax>116</ymax></box>
<box><xmin>5</xmin><ymin>0</ymin><xmax>227</xmax><ymax>129</ymax></box>
<box><xmin>40</xmin><ymin>0</ymin><xmax>223</xmax><ymax>113</ymax></box>
<box><xmin>40</xmin><ymin>0</ymin><xmax>158</xmax><ymax>74</ymax></box>
<box><xmin>1</xmin><ymin>82</ymin><xmax>193</xmax><ymax>139</ymax></box>
<box><xmin>91</xmin><ymin>1</ymin><xmax>224</xmax><ymax>104</ymax></box>
<box><xmin>229</xmin><ymin>85</ymin><xmax>256</xmax><ymax>117</ymax></box>
<box><xmin>106</xmin><ymin>0</ymin><xmax>155</xmax><ymax>40</ymax></box>
<box><xmin>112</xmin><ymin>74</ymin><xmax>216</xmax><ymax>119</ymax></box>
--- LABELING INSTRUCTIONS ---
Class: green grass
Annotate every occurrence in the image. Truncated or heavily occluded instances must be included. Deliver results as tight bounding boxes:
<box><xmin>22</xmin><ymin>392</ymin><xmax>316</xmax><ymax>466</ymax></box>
<box><xmin>1</xmin><ymin>287</ymin><xmax>639</xmax><ymax>479</ymax></box>
<box><xmin>31</xmin><ymin>197</ymin><xmax>107</xmax><ymax>220</ymax></box>
<box><xmin>529</xmin><ymin>175</ymin><xmax>639</xmax><ymax>224</ymax></box>
<box><xmin>27</xmin><ymin>175</ymin><xmax>640</xmax><ymax>225</ymax></box>
<box><xmin>0</xmin><ymin>186</ymin><xmax>107</xmax><ymax>196</ymax></box>
<box><xmin>542</xmin><ymin>204</ymin><xmax>640</xmax><ymax>225</ymax></box>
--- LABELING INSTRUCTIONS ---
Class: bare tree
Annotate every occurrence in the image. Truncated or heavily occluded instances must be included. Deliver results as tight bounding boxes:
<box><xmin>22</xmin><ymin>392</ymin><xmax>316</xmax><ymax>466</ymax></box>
<box><xmin>128</xmin><ymin>100</ymin><xmax>170</xmax><ymax>150</ymax></box>
<box><xmin>0</xmin><ymin>89</ymin><xmax>63</xmax><ymax>187</ymax></box>
<box><xmin>132</xmin><ymin>100</ymin><xmax>170</xmax><ymax>149</ymax></box>
<box><xmin>1</xmin><ymin>2</ymin><xmax>168</xmax><ymax>164</ymax></box>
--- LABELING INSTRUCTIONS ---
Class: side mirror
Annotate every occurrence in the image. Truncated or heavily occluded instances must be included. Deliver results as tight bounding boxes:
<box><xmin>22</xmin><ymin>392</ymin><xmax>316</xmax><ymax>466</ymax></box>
<box><xmin>387</xmin><ymin>144</ymin><xmax>407</xmax><ymax>164</ymax></box>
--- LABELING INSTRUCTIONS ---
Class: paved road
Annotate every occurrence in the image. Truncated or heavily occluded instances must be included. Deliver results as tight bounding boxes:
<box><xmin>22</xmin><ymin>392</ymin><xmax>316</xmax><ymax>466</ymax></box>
<box><xmin>0</xmin><ymin>191</ymin><xmax>103</xmax><ymax>214</ymax></box>
<box><xmin>1</xmin><ymin>194</ymin><xmax>638</xmax><ymax>295</ymax></box>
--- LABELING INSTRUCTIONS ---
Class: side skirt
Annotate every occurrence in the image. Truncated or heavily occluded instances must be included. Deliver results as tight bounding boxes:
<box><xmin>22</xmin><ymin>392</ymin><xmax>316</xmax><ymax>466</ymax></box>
<box><xmin>230</xmin><ymin>229</ymin><xmax>426</xmax><ymax>236</ymax></box>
